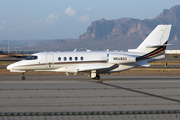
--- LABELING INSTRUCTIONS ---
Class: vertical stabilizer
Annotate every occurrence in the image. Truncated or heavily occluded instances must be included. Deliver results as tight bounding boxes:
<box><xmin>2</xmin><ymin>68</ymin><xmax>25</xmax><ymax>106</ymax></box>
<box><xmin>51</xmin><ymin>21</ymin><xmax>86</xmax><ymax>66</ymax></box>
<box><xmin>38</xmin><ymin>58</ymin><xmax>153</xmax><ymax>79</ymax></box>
<box><xmin>137</xmin><ymin>25</ymin><xmax>171</xmax><ymax>50</ymax></box>
<box><xmin>128</xmin><ymin>25</ymin><xmax>172</xmax><ymax>54</ymax></box>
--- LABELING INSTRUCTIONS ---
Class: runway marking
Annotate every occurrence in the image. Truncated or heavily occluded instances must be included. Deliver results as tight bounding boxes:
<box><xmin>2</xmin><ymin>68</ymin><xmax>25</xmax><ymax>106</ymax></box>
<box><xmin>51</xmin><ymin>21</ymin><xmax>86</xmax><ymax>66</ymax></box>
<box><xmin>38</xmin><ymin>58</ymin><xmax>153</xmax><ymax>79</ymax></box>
<box><xmin>0</xmin><ymin>103</ymin><xmax>179</xmax><ymax>107</ymax></box>
<box><xmin>0</xmin><ymin>87</ymin><xmax>180</xmax><ymax>91</ymax></box>
<box><xmin>100</xmin><ymin>82</ymin><xmax>180</xmax><ymax>103</ymax></box>
<box><xmin>0</xmin><ymin>88</ymin><xmax>118</xmax><ymax>91</ymax></box>
<box><xmin>1</xmin><ymin>95</ymin><xmax>180</xmax><ymax>99</ymax></box>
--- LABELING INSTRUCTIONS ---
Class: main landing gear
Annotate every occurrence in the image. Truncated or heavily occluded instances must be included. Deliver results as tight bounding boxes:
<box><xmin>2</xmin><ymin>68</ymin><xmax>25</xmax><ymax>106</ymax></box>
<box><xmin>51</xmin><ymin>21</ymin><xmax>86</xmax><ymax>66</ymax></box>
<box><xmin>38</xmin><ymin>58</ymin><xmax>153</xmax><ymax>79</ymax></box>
<box><xmin>22</xmin><ymin>72</ymin><xmax>26</xmax><ymax>80</ymax></box>
<box><xmin>92</xmin><ymin>74</ymin><xmax>100</xmax><ymax>80</ymax></box>
<box><xmin>92</xmin><ymin>74</ymin><xmax>103</xmax><ymax>83</ymax></box>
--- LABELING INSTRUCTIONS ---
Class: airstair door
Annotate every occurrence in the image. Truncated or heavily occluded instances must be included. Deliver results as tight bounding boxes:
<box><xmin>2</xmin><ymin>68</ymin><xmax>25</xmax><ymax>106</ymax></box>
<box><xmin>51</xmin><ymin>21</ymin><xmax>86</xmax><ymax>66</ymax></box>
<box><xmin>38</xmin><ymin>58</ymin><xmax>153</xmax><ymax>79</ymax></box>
<box><xmin>46</xmin><ymin>54</ymin><xmax>54</xmax><ymax>69</ymax></box>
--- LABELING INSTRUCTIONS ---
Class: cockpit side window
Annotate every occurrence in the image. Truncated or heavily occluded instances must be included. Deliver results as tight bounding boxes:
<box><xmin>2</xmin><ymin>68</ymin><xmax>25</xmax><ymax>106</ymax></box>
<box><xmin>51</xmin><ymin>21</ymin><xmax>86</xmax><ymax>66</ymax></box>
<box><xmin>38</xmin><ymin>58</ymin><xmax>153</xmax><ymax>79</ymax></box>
<box><xmin>25</xmin><ymin>55</ymin><xmax>38</xmax><ymax>60</ymax></box>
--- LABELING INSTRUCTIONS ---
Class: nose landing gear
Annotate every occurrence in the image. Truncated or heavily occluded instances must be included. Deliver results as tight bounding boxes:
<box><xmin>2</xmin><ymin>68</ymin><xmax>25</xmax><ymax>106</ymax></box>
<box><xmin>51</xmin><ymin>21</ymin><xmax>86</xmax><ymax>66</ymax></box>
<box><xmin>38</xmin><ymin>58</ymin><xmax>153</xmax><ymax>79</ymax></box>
<box><xmin>22</xmin><ymin>72</ymin><xmax>26</xmax><ymax>80</ymax></box>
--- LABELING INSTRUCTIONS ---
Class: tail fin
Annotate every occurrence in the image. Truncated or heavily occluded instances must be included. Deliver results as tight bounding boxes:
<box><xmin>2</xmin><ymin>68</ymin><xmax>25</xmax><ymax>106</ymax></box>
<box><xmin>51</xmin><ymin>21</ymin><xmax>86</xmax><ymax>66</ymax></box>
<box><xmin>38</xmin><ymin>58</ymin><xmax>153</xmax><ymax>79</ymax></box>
<box><xmin>137</xmin><ymin>25</ymin><xmax>172</xmax><ymax>50</ymax></box>
<box><xmin>128</xmin><ymin>25</ymin><xmax>172</xmax><ymax>57</ymax></box>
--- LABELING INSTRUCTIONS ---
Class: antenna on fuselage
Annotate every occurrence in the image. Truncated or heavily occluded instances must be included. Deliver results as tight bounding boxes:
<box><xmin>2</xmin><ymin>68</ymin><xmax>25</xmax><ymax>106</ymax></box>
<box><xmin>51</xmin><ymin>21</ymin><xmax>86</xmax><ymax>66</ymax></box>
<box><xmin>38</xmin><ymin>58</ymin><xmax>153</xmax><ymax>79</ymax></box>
<box><xmin>8</xmin><ymin>39</ymin><xmax>11</xmax><ymax>53</ymax></box>
<box><xmin>106</xmin><ymin>46</ymin><xmax>109</xmax><ymax>51</ymax></box>
<box><xmin>73</xmin><ymin>48</ymin><xmax>77</xmax><ymax>52</ymax></box>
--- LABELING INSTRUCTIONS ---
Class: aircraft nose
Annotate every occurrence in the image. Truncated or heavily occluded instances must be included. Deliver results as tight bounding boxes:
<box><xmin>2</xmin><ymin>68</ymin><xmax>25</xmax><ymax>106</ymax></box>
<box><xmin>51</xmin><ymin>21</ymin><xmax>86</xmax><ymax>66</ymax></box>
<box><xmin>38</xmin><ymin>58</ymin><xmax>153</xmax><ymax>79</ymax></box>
<box><xmin>7</xmin><ymin>64</ymin><xmax>14</xmax><ymax>70</ymax></box>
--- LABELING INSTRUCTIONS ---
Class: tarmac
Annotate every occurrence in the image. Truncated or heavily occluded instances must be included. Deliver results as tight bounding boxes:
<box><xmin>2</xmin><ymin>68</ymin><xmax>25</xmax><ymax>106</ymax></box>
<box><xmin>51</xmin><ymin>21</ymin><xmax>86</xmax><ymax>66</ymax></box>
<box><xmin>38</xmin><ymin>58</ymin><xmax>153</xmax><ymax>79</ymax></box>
<box><xmin>0</xmin><ymin>75</ymin><xmax>180</xmax><ymax>112</ymax></box>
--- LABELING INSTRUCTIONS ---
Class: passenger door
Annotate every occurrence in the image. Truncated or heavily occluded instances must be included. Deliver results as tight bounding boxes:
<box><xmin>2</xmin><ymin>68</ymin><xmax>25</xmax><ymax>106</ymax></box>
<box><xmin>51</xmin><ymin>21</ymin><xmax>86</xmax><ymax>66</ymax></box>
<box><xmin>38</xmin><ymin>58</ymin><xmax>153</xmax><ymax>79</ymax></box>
<box><xmin>46</xmin><ymin>54</ymin><xmax>54</xmax><ymax>69</ymax></box>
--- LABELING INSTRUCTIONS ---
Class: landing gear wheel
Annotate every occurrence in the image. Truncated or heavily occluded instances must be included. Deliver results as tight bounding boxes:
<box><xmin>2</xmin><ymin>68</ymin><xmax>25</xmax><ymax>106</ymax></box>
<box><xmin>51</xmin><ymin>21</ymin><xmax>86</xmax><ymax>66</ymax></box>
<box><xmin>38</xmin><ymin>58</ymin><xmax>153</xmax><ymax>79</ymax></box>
<box><xmin>96</xmin><ymin>74</ymin><xmax>100</xmax><ymax>80</ymax></box>
<box><xmin>22</xmin><ymin>76</ymin><xmax>26</xmax><ymax>80</ymax></box>
<box><xmin>22</xmin><ymin>72</ymin><xmax>26</xmax><ymax>80</ymax></box>
<box><xmin>92</xmin><ymin>74</ymin><xmax>100</xmax><ymax>80</ymax></box>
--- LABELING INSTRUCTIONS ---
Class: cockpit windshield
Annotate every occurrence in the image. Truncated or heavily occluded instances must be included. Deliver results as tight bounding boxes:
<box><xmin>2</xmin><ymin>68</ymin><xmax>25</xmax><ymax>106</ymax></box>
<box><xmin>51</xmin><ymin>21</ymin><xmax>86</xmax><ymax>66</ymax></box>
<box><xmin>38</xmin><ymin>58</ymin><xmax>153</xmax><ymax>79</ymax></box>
<box><xmin>24</xmin><ymin>55</ymin><xmax>38</xmax><ymax>60</ymax></box>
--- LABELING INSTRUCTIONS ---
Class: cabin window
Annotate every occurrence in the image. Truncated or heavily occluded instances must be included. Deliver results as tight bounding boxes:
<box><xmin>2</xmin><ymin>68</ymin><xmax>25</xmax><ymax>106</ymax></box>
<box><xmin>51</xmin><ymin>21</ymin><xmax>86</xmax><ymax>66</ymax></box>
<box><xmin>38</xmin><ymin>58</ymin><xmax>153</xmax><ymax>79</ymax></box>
<box><xmin>58</xmin><ymin>57</ymin><xmax>61</xmax><ymax>61</ymax></box>
<box><xmin>64</xmin><ymin>57</ymin><xmax>67</xmax><ymax>61</ymax></box>
<box><xmin>75</xmin><ymin>57</ymin><xmax>78</xmax><ymax>61</ymax></box>
<box><xmin>25</xmin><ymin>55</ymin><xmax>38</xmax><ymax>60</ymax></box>
<box><xmin>69</xmin><ymin>57</ymin><xmax>72</xmax><ymax>61</ymax></box>
<box><xmin>80</xmin><ymin>57</ymin><xmax>83</xmax><ymax>61</ymax></box>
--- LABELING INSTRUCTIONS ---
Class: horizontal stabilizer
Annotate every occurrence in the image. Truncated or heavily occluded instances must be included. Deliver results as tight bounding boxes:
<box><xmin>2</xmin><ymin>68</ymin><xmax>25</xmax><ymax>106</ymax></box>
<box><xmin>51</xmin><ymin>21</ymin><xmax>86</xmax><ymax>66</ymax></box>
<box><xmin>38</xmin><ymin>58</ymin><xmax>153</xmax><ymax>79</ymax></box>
<box><xmin>145</xmin><ymin>44</ymin><xmax>172</xmax><ymax>48</ymax></box>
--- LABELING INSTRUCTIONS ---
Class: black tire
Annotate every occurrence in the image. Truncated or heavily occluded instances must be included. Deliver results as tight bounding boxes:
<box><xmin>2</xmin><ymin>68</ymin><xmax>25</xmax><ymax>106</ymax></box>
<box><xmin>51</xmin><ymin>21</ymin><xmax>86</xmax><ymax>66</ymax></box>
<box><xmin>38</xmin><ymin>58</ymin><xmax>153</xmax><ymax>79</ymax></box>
<box><xmin>96</xmin><ymin>74</ymin><xmax>100</xmax><ymax>80</ymax></box>
<box><xmin>22</xmin><ymin>76</ymin><xmax>26</xmax><ymax>80</ymax></box>
<box><xmin>92</xmin><ymin>74</ymin><xmax>100</xmax><ymax>80</ymax></box>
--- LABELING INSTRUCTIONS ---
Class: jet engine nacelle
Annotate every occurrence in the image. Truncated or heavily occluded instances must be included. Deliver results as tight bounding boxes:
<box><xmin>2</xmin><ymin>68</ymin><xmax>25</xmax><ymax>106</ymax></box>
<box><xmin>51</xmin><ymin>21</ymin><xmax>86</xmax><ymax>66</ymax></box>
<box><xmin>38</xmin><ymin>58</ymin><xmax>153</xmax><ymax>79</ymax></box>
<box><xmin>107</xmin><ymin>54</ymin><xmax>136</xmax><ymax>64</ymax></box>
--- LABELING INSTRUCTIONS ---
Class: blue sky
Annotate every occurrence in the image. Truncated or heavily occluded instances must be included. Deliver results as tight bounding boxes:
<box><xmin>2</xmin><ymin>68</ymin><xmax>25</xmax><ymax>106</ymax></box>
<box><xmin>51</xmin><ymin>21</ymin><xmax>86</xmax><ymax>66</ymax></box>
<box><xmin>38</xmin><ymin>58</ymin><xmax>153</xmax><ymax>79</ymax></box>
<box><xmin>0</xmin><ymin>0</ymin><xmax>179</xmax><ymax>40</ymax></box>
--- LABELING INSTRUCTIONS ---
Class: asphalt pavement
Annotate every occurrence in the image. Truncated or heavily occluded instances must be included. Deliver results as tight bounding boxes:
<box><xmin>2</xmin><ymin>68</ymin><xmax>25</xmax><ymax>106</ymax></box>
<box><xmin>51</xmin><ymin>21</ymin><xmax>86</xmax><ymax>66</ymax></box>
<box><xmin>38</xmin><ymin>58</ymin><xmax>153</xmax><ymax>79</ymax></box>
<box><xmin>0</xmin><ymin>76</ymin><xmax>180</xmax><ymax>112</ymax></box>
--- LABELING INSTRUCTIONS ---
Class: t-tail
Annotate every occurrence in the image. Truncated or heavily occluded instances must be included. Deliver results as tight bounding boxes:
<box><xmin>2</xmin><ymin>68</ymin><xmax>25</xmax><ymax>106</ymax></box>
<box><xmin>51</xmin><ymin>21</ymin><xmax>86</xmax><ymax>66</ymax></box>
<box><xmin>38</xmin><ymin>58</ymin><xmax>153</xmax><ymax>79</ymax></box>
<box><xmin>128</xmin><ymin>25</ymin><xmax>172</xmax><ymax>61</ymax></box>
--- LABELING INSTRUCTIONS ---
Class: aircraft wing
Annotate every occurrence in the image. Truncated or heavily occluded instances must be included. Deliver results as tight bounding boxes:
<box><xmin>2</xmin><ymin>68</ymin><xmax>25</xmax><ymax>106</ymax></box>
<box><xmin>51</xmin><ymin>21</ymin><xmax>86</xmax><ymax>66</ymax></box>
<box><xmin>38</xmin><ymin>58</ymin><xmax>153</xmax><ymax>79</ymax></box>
<box><xmin>135</xmin><ymin>61</ymin><xmax>150</xmax><ymax>67</ymax></box>
<box><xmin>77</xmin><ymin>64</ymin><xmax>119</xmax><ymax>74</ymax></box>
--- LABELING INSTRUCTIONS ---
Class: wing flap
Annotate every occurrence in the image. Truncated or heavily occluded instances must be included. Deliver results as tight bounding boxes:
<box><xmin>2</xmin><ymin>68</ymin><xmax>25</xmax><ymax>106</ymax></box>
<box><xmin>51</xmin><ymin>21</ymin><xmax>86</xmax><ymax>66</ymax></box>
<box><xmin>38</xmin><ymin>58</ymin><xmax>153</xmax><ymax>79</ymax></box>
<box><xmin>135</xmin><ymin>61</ymin><xmax>150</xmax><ymax>67</ymax></box>
<box><xmin>77</xmin><ymin>64</ymin><xmax>119</xmax><ymax>73</ymax></box>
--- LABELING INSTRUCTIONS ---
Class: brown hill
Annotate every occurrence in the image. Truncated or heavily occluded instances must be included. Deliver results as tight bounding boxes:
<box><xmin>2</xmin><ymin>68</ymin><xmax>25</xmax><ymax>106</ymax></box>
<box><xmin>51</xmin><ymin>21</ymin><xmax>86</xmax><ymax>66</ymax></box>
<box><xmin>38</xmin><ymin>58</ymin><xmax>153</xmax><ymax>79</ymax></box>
<box><xmin>77</xmin><ymin>5</ymin><xmax>180</xmax><ymax>50</ymax></box>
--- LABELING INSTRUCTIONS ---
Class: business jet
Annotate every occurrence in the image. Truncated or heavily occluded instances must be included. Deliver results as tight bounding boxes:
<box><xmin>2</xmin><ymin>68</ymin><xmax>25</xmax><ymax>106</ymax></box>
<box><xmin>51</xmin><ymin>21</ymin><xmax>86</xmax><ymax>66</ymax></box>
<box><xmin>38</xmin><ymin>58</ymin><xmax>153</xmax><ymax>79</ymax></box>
<box><xmin>7</xmin><ymin>25</ymin><xmax>172</xmax><ymax>80</ymax></box>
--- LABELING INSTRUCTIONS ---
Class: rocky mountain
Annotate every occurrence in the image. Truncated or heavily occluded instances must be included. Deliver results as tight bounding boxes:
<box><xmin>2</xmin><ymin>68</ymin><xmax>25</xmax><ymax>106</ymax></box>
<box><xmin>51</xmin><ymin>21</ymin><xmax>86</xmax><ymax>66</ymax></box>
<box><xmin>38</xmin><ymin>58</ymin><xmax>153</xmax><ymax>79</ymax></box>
<box><xmin>78</xmin><ymin>18</ymin><xmax>153</xmax><ymax>50</ymax></box>
<box><xmin>1</xmin><ymin>5</ymin><xmax>180</xmax><ymax>52</ymax></box>
<box><xmin>154</xmin><ymin>5</ymin><xmax>180</xmax><ymax>26</ymax></box>
<box><xmin>78</xmin><ymin>5</ymin><xmax>180</xmax><ymax>50</ymax></box>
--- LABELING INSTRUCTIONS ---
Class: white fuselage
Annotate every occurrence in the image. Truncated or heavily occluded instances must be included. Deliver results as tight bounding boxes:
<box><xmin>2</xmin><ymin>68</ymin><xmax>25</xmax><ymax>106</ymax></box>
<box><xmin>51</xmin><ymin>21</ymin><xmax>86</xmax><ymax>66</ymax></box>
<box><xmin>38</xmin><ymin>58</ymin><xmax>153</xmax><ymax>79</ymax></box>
<box><xmin>7</xmin><ymin>51</ymin><xmax>164</xmax><ymax>75</ymax></box>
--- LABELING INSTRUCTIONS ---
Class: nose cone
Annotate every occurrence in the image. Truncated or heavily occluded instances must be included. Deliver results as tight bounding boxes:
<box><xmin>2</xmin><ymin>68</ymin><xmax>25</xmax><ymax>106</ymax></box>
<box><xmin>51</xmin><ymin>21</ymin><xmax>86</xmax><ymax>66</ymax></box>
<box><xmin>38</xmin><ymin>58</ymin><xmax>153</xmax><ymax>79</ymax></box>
<box><xmin>7</xmin><ymin>64</ymin><xmax>14</xmax><ymax>70</ymax></box>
